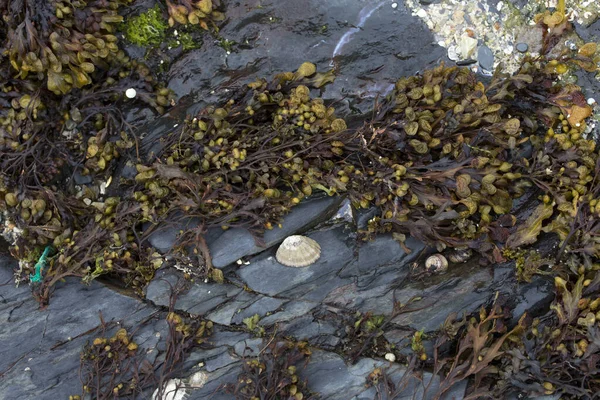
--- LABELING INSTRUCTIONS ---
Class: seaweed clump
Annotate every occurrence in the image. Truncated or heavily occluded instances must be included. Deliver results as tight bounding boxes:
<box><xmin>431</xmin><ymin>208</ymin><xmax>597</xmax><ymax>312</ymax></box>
<box><xmin>220</xmin><ymin>340</ymin><xmax>315</xmax><ymax>400</ymax></box>
<box><xmin>0</xmin><ymin>0</ymin><xmax>175</xmax><ymax>304</ymax></box>
<box><xmin>166</xmin><ymin>0</ymin><xmax>225</xmax><ymax>29</ymax></box>
<box><xmin>77</xmin><ymin>289</ymin><xmax>213</xmax><ymax>399</ymax></box>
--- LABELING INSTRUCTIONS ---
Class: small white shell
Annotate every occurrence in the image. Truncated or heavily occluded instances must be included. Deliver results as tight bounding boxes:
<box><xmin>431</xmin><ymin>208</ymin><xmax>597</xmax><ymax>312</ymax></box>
<box><xmin>425</xmin><ymin>254</ymin><xmax>448</xmax><ymax>273</ymax></box>
<box><xmin>384</xmin><ymin>353</ymin><xmax>396</xmax><ymax>362</ymax></box>
<box><xmin>276</xmin><ymin>235</ymin><xmax>321</xmax><ymax>267</ymax></box>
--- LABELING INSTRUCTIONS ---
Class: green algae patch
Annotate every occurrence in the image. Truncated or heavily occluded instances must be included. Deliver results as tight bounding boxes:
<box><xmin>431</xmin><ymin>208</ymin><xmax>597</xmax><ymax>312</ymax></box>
<box><xmin>124</xmin><ymin>6</ymin><xmax>168</xmax><ymax>47</ymax></box>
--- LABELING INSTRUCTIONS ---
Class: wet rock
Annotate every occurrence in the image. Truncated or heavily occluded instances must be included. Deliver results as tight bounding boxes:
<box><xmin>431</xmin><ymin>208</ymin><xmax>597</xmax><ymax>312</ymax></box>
<box><xmin>329</xmin><ymin>198</ymin><xmax>354</xmax><ymax>225</ymax></box>
<box><xmin>279</xmin><ymin>314</ymin><xmax>341</xmax><ymax>348</ymax></box>
<box><xmin>205</xmin><ymin>290</ymin><xmax>258</xmax><ymax>326</ymax></box>
<box><xmin>259</xmin><ymin>300</ymin><xmax>319</xmax><ymax>325</ymax></box>
<box><xmin>164</xmin><ymin>0</ymin><xmax>444</xmax><ymax>116</ymax></box>
<box><xmin>203</xmin><ymin>349</ymin><xmax>238</xmax><ymax>373</ymax></box>
<box><xmin>357</xmin><ymin>235</ymin><xmax>423</xmax><ymax>274</ymax></box>
<box><xmin>390</xmin><ymin>259</ymin><xmax>493</xmax><ymax>332</ymax></box>
<box><xmin>145</xmin><ymin>216</ymin><xmax>204</xmax><ymax>253</ymax></box>
<box><xmin>237</xmin><ymin>227</ymin><xmax>354</xmax><ymax>297</ymax></box>
<box><xmin>209</xmin><ymin>195</ymin><xmax>343</xmax><ymax>268</ymax></box>
<box><xmin>185</xmin><ymin>363</ymin><xmax>241</xmax><ymax>400</ymax></box>
<box><xmin>146</xmin><ymin>269</ymin><xmax>244</xmax><ymax>316</ymax></box>
<box><xmin>73</xmin><ymin>171</ymin><xmax>93</xmax><ymax>185</ymax></box>
<box><xmin>478</xmin><ymin>44</ymin><xmax>494</xmax><ymax>71</ymax></box>
<box><xmin>0</xmin><ymin>255</ymin><xmax>163</xmax><ymax>399</ymax></box>
<box><xmin>230</xmin><ymin>296</ymin><xmax>286</xmax><ymax>325</ymax></box>
<box><xmin>300</xmin><ymin>349</ymin><xmax>467</xmax><ymax>400</ymax></box>
<box><xmin>510</xmin><ymin>277</ymin><xmax>555</xmax><ymax>325</ymax></box>
<box><xmin>353</xmin><ymin>205</ymin><xmax>379</xmax><ymax>229</ymax></box>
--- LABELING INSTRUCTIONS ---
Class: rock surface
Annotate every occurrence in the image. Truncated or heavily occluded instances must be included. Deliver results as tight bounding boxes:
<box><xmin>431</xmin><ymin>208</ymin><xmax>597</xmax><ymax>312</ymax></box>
<box><xmin>0</xmin><ymin>255</ymin><xmax>164</xmax><ymax>399</ymax></box>
<box><xmin>4</xmin><ymin>0</ymin><xmax>598</xmax><ymax>398</ymax></box>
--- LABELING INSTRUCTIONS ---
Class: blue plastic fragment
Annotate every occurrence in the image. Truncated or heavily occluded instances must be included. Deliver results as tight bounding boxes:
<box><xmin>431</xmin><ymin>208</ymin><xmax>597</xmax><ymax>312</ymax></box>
<box><xmin>30</xmin><ymin>246</ymin><xmax>53</xmax><ymax>283</ymax></box>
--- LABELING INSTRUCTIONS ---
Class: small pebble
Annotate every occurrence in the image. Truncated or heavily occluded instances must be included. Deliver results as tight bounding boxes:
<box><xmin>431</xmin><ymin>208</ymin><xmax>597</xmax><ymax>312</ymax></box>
<box><xmin>125</xmin><ymin>88</ymin><xmax>137</xmax><ymax>99</ymax></box>
<box><xmin>478</xmin><ymin>45</ymin><xmax>494</xmax><ymax>71</ymax></box>
<box><xmin>588</xmin><ymin>98</ymin><xmax>596</xmax><ymax>105</ymax></box>
<box><xmin>516</xmin><ymin>42</ymin><xmax>529</xmax><ymax>53</ymax></box>
<box><xmin>391</xmin><ymin>2</ymin><xmax>397</xmax><ymax>8</ymax></box>
<box><xmin>385</xmin><ymin>353</ymin><xmax>396</xmax><ymax>362</ymax></box>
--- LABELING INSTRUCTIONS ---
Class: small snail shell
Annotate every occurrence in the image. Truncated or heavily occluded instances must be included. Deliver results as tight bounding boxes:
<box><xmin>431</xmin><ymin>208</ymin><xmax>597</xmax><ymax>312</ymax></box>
<box><xmin>425</xmin><ymin>254</ymin><xmax>448</xmax><ymax>273</ymax></box>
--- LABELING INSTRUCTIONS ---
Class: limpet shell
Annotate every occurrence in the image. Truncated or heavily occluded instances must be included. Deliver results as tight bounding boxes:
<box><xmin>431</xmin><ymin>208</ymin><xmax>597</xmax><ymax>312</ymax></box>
<box><xmin>425</xmin><ymin>254</ymin><xmax>448</xmax><ymax>273</ymax></box>
<box><xmin>276</xmin><ymin>235</ymin><xmax>321</xmax><ymax>267</ymax></box>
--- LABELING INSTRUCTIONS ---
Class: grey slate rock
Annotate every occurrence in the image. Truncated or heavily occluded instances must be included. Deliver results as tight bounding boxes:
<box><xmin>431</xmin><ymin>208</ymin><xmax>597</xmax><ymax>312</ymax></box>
<box><xmin>0</xmin><ymin>255</ymin><xmax>164</xmax><ymax>400</ymax></box>
<box><xmin>300</xmin><ymin>350</ymin><xmax>467</xmax><ymax>400</ymax></box>
<box><xmin>391</xmin><ymin>260</ymin><xmax>493</xmax><ymax>332</ymax></box>
<box><xmin>146</xmin><ymin>216</ymin><xmax>203</xmax><ymax>253</ymax></box>
<box><xmin>209</xmin><ymin>195</ymin><xmax>344</xmax><ymax>268</ymax></box>
<box><xmin>230</xmin><ymin>296</ymin><xmax>286</xmax><ymax>325</ymax></box>
<box><xmin>237</xmin><ymin>226</ymin><xmax>354</xmax><ymax>296</ymax></box>
<box><xmin>146</xmin><ymin>269</ymin><xmax>243</xmax><ymax>317</ymax></box>
<box><xmin>259</xmin><ymin>300</ymin><xmax>319</xmax><ymax>325</ymax></box>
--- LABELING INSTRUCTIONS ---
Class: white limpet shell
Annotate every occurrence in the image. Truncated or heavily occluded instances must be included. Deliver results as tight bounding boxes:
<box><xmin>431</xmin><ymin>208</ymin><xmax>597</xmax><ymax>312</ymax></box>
<box><xmin>276</xmin><ymin>235</ymin><xmax>321</xmax><ymax>267</ymax></box>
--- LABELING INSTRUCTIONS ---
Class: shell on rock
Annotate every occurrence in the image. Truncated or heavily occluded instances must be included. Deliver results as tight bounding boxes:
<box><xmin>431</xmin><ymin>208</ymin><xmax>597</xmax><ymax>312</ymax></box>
<box><xmin>448</xmin><ymin>248</ymin><xmax>473</xmax><ymax>263</ymax></box>
<box><xmin>276</xmin><ymin>235</ymin><xmax>321</xmax><ymax>267</ymax></box>
<box><xmin>425</xmin><ymin>254</ymin><xmax>448</xmax><ymax>273</ymax></box>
